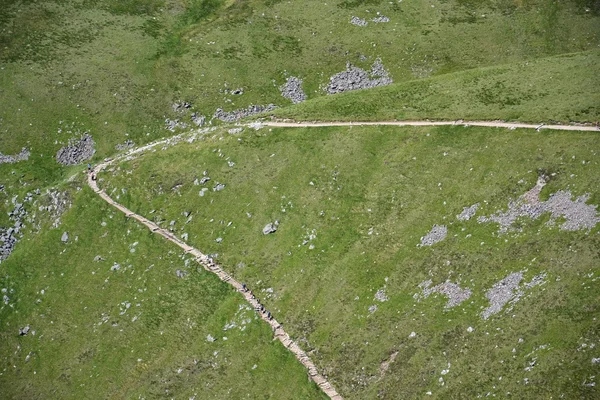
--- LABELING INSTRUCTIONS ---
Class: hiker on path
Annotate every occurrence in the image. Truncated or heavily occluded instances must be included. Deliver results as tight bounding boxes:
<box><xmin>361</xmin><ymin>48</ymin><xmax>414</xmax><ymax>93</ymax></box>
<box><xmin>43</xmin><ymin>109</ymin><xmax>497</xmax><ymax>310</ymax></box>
<box><xmin>87</xmin><ymin>163</ymin><xmax>92</xmax><ymax>173</ymax></box>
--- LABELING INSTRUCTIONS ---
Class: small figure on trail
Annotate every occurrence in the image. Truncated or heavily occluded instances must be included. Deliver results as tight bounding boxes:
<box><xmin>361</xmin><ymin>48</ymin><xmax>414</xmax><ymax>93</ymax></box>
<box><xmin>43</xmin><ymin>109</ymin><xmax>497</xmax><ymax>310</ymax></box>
<box><xmin>267</xmin><ymin>311</ymin><xmax>272</xmax><ymax>320</ymax></box>
<box><xmin>87</xmin><ymin>163</ymin><xmax>92</xmax><ymax>173</ymax></box>
<box><xmin>242</xmin><ymin>283</ymin><xmax>247</xmax><ymax>292</ymax></box>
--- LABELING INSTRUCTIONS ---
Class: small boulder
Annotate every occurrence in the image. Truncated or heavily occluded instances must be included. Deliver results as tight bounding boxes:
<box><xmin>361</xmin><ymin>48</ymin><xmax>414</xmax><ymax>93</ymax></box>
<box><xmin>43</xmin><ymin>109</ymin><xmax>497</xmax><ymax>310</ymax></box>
<box><xmin>263</xmin><ymin>223</ymin><xmax>277</xmax><ymax>235</ymax></box>
<box><xmin>19</xmin><ymin>325</ymin><xmax>30</xmax><ymax>336</ymax></box>
<box><xmin>61</xmin><ymin>232</ymin><xmax>69</xmax><ymax>243</ymax></box>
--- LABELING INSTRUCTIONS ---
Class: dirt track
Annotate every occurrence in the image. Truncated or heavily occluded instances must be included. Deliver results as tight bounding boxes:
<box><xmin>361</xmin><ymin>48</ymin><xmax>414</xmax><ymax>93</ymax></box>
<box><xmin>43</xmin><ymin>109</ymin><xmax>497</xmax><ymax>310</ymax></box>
<box><xmin>263</xmin><ymin>120</ymin><xmax>599</xmax><ymax>131</ymax></box>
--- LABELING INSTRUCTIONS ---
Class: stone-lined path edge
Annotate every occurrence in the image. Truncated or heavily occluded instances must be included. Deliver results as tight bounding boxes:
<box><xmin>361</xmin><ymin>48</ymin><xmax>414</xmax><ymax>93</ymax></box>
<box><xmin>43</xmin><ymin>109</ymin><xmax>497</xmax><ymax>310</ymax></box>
<box><xmin>87</xmin><ymin>119</ymin><xmax>596</xmax><ymax>400</ymax></box>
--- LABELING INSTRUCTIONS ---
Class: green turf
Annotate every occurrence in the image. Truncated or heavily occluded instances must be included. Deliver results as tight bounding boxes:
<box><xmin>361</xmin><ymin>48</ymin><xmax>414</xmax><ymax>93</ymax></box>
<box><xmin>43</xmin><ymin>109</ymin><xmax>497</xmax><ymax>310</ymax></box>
<box><xmin>0</xmin><ymin>179</ymin><xmax>326</xmax><ymax>399</ymax></box>
<box><xmin>272</xmin><ymin>50</ymin><xmax>600</xmax><ymax>123</ymax></box>
<box><xmin>2</xmin><ymin>0</ymin><xmax>600</xmax><ymax>398</ymax></box>
<box><xmin>101</xmin><ymin>124</ymin><xmax>600</xmax><ymax>398</ymax></box>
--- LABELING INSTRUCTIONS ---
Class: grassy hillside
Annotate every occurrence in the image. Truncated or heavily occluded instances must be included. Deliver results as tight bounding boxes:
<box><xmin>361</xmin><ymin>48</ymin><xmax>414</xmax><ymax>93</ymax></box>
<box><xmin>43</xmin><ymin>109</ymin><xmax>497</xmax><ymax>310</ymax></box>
<box><xmin>0</xmin><ymin>177</ymin><xmax>326</xmax><ymax>399</ymax></box>
<box><xmin>101</xmin><ymin>124</ymin><xmax>600</xmax><ymax>398</ymax></box>
<box><xmin>272</xmin><ymin>50</ymin><xmax>600</xmax><ymax>123</ymax></box>
<box><xmin>2</xmin><ymin>0</ymin><xmax>600</xmax><ymax>398</ymax></box>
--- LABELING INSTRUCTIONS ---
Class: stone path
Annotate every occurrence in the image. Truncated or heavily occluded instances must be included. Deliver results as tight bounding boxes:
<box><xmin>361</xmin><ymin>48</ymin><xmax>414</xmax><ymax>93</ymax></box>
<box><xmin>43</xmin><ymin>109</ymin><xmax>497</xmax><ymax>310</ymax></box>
<box><xmin>88</xmin><ymin>153</ymin><xmax>343</xmax><ymax>400</ymax></box>
<box><xmin>86</xmin><ymin>118</ymin><xmax>596</xmax><ymax>399</ymax></box>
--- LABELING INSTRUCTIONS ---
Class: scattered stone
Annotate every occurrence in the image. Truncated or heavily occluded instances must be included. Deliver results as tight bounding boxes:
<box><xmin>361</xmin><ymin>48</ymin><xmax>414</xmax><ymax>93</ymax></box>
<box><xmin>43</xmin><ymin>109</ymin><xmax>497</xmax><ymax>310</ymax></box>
<box><xmin>115</xmin><ymin>140</ymin><xmax>135</xmax><ymax>151</ymax></box>
<box><xmin>408</xmin><ymin>331</ymin><xmax>417</xmax><ymax>338</ymax></box>
<box><xmin>481</xmin><ymin>272</ymin><xmax>523</xmax><ymax>320</ymax></box>
<box><xmin>200</xmin><ymin>177</ymin><xmax>211</xmax><ymax>185</ymax></box>
<box><xmin>165</xmin><ymin>119</ymin><xmax>188</xmax><ymax>132</ymax></box>
<box><xmin>110</xmin><ymin>263</ymin><xmax>121</xmax><ymax>271</ymax></box>
<box><xmin>326</xmin><ymin>59</ymin><xmax>392</xmax><ymax>95</ymax></box>
<box><xmin>172</xmin><ymin>101</ymin><xmax>192</xmax><ymax>112</ymax></box>
<box><xmin>418</xmin><ymin>280</ymin><xmax>472</xmax><ymax>308</ymax></box>
<box><xmin>1</xmin><ymin>201</ymin><xmax>30</xmax><ymax>261</ymax></box>
<box><xmin>216</xmin><ymin>237</ymin><xmax>223</xmax><ymax>243</ymax></box>
<box><xmin>56</xmin><ymin>134</ymin><xmax>95</xmax><ymax>165</ymax></box>
<box><xmin>374</xmin><ymin>288</ymin><xmax>389</xmax><ymax>302</ymax></box>
<box><xmin>592</xmin><ymin>358</ymin><xmax>600</xmax><ymax>365</ymax></box>
<box><xmin>0</xmin><ymin>148</ymin><xmax>30</xmax><ymax>164</ymax></box>
<box><xmin>350</xmin><ymin>16</ymin><xmax>368</xmax><ymax>26</ymax></box>
<box><xmin>368</xmin><ymin>304</ymin><xmax>378</xmax><ymax>313</ymax></box>
<box><xmin>467</xmin><ymin>326</ymin><xmax>474</xmax><ymax>333</ymax></box>
<box><xmin>206</xmin><ymin>334</ymin><xmax>216</xmax><ymax>342</ymax></box>
<box><xmin>213</xmin><ymin>183</ymin><xmax>226</xmax><ymax>192</ymax></box>
<box><xmin>228</xmin><ymin>128</ymin><xmax>243</xmax><ymax>135</ymax></box>
<box><xmin>457</xmin><ymin>203</ymin><xmax>479</xmax><ymax>221</ymax></box>
<box><xmin>191</xmin><ymin>113</ymin><xmax>206</xmax><ymax>127</ymax></box>
<box><xmin>419</xmin><ymin>224</ymin><xmax>447</xmax><ymax>246</ymax></box>
<box><xmin>199</xmin><ymin>188</ymin><xmax>209</xmax><ymax>197</ymax></box>
<box><xmin>93</xmin><ymin>255</ymin><xmax>104</xmax><ymax>262</ymax></box>
<box><xmin>481</xmin><ymin>272</ymin><xmax>546</xmax><ymax>320</ymax></box>
<box><xmin>213</xmin><ymin>104</ymin><xmax>277</xmax><ymax>122</ymax></box>
<box><xmin>263</xmin><ymin>223</ymin><xmax>277</xmax><ymax>235</ymax></box>
<box><xmin>176</xmin><ymin>269</ymin><xmax>188</xmax><ymax>278</ymax></box>
<box><xmin>61</xmin><ymin>232</ymin><xmax>69</xmax><ymax>243</ymax></box>
<box><xmin>372</xmin><ymin>15</ymin><xmax>390</xmax><ymax>23</ymax></box>
<box><xmin>478</xmin><ymin>177</ymin><xmax>600</xmax><ymax>233</ymax></box>
<box><xmin>19</xmin><ymin>325</ymin><xmax>30</xmax><ymax>336</ymax></box>
<box><xmin>279</xmin><ymin>76</ymin><xmax>307</xmax><ymax>104</ymax></box>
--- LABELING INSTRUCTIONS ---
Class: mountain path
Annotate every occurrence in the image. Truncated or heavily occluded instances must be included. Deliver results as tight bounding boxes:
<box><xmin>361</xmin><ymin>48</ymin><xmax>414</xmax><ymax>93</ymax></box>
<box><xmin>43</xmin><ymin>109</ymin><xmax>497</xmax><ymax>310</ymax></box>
<box><xmin>88</xmin><ymin>148</ymin><xmax>343</xmax><ymax>400</ymax></box>
<box><xmin>86</xmin><ymin>118</ymin><xmax>596</xmax><ymax>400</ymax></box>
<box><xmin>262</xmin><ymin>120</ymin><xmax>600</xmax><ymax>131</ymax></box>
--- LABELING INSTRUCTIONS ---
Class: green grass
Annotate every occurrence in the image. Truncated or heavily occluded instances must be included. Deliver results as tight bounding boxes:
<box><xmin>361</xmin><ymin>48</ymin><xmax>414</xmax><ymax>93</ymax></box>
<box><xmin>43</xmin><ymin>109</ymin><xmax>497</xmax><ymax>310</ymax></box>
<box><xmin>272</xmin><ymin>50</ymin><xmax>600</xmax><ymax>123</ymax></box>
<box><xmin>2</xmin><ymin>0</ymin><xmax>600</xmax><ymax>398</ymax></box>
<box><xmin>101</xmin><ymin>124</ymin><xmax>600</xmax><ymax>398</ymax></box>
<box><xmin>0</xmin><ymin>178</ymin><xmax>326</xmax><ymax>399</ymax></box>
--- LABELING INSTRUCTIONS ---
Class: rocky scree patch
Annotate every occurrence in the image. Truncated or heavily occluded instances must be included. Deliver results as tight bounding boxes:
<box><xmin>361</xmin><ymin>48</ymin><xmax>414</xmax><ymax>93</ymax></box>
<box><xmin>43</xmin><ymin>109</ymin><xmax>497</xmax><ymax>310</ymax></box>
<box><xmin>0</xmin><ymin>148</ymin><xmax>30</xmax><ymax>164</ymax></box>
<box><xmin>279</xmin><ymin>76</ymin><xmax>307</xmax><ymax>104</ymax></box>
<box><xmin>56</xmin><ymin>134</ymin><xmax>95</xmax><ymax>165</ymax></box>
<box><xmin>478</xmin><ymin>177</ymin><xmax>600</xmax><ymax>233</ymax></box>
<box><xmin>326</xmin><ymin>59</ymin><xmax>392</xmax><ymax>94</ymax></box>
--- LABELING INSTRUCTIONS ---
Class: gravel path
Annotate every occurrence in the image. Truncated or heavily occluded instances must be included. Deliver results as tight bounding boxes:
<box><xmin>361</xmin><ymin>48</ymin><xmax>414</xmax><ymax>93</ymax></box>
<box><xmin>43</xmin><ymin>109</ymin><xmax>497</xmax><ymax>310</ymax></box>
<box><xmin>88</xmin><ymin>141</ymin><xmax>343</xmax><ymax>400</ymax></box>
<box><xmin>261</xmin><ymin>120</ymin><xmax>600</xmax><ymax>132</ymax></box>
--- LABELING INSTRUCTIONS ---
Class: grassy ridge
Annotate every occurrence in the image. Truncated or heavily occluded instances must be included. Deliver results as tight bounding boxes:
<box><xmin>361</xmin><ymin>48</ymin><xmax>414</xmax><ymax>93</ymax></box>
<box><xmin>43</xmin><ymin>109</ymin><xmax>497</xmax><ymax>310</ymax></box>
<box><xmin>0</xmin><ymin>179</ymin><xmax>326</xmax><ymax>399</ymax></box>
<box><xmin>102</xmin><ymin>125</ymin><xmax>600</xmax><ymax>398</ymax></box>
<box><xmin>272</xmin><ymin>50</ymin><xmax>600</xmax><ymax>123</ymax></box>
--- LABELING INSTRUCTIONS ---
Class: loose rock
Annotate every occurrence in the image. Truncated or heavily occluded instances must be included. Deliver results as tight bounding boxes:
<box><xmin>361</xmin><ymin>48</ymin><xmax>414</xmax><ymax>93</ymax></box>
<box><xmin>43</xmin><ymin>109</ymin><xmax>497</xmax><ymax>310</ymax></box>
<box><xmin>56</xmin><ymin>134</ymin><xmax>96</xmax><ymax>165</ymax></box>
<box><xmin>280</xmin><ymin>76</ymin><xmax>307</xmax><ymax>104</ymax></box>
<box><xmin>0</xmin><ymin>148</ymin><xmax>30</xmax><ymax>164</ymax></box>
<box><xmin>213</xmin><ymin>104</ymin><xmax>277</xmax><ymax>122</ymax></box>
<box><xmin>326</xmin><ymin>59</ymin><xmax>392</xmax><ymax>95</ymax></box>
<box><xmin>263</xmin><ymin>223</ymin><xmax>277</xmax><ymax>235</ymax></box>
<box><xmin>419</xmin><ymin>225</ymin><xmax>447</xmax><ymax>246</ymax></box>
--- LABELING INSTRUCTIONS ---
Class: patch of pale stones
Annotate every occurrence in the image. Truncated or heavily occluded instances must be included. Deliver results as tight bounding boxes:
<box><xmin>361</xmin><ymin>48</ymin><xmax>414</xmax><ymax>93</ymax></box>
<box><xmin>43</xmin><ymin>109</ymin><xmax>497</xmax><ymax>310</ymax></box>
<box><xmin>417</xmin><ymin>280</ymin><xmax>472</xmax><ymax>308</ymax></box>
<box><xmin>0</xmin><ymin>148</ymin><xmax>30</xmax><ymax>164</ymax></box>
<box><xmin>325</xmin><ymin>59</ymin><xmax>392</xmax><ymax>95</ymax></box>
<box><xmin>56</xmin><ymin>134</ymin><xmax>95</xmax><ymax>165</ymax></box>
<box><xmin>457</xmin><ymin>203</ymin><xmax>479</xmax><ymax>221</ymax></box>
<box><xmin>350</xmin><ymin>14</ymin><xmax>390</xmax><ymax>26</ymax></box>
<box><xmin>478</xmin><ymin>177</ymin><xmax>600</xmax><ymax>233</ymax></box>
<box><xmin>419</xmin><ymin>224</ymin><xmax>448</xmax><ymax>246</ymax></box>
<box><xmin>481</xmin><ymin>271</ymin><xmax>547</xmax><ymax>320</ymax></box>
<box><xmin>419</xmin><ymin>177</ymin><xmax>600</xmax><ymax>247</ymax></box>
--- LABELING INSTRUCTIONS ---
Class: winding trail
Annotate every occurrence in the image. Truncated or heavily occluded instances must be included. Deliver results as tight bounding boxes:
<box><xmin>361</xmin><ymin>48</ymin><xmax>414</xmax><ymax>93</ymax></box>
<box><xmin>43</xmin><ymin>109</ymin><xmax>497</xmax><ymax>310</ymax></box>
<box><xmin>88</xmin><ymin>139</ymin><xmax>343</xmax><ymax>400</ymax></box>
<box><xmin>87</xmin><ymin>119</ymin><xmax>596</xmax><ymax>399</ymax></box>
